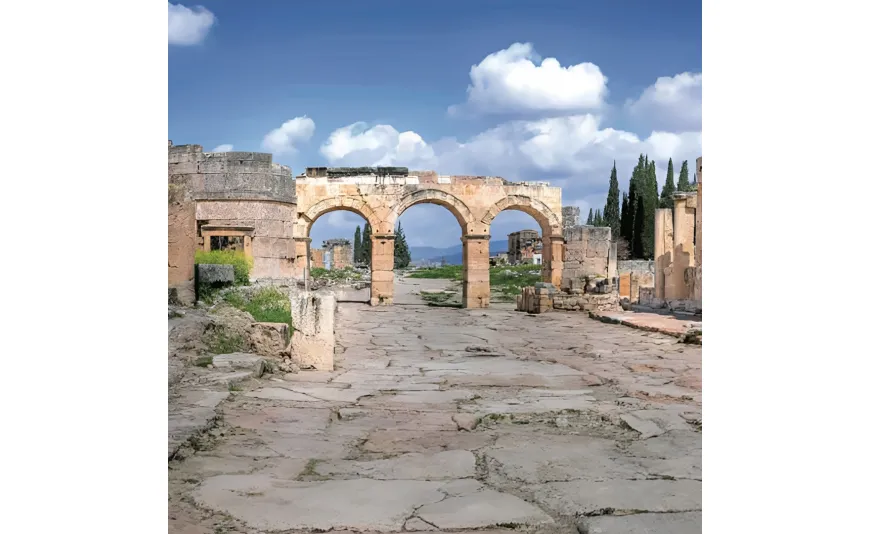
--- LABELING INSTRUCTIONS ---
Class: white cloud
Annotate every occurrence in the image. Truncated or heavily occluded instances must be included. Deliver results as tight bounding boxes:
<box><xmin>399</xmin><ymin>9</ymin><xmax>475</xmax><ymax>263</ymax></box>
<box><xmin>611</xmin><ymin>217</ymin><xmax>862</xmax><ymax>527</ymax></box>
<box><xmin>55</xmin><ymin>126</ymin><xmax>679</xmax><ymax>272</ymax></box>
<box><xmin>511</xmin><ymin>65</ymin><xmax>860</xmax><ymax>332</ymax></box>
<box><xmin>449</xmin><ymin>43</ymin><xmax>608</xmax><ymax>116</ymax></box>
<box><xmin>625</xmin><ymin>72</ymin><xmax>702</xmax><ymax>131</ymax></box>
<box><xmin>262</xmin><ymin>116</ymin><xmax>316</xmax><ymax>155</ymax></box>
<box><xmin>211</xmin><ymin>144</ymin><xmax>233</xmax><ymax>152</ymax></box>
<box><xmin>320</xmin><ymin>122</ymin><xmax>435</xmax><ymax>167</ymax></box>
<box><xmin>168</xmin><ymin>3</ymin><xmax>216</xmax><ymax>46</ymax></box>
<box><xmin>318</xmin><ymin>115</ymin><xmax>700</xmax><ymax>214</ymax></box>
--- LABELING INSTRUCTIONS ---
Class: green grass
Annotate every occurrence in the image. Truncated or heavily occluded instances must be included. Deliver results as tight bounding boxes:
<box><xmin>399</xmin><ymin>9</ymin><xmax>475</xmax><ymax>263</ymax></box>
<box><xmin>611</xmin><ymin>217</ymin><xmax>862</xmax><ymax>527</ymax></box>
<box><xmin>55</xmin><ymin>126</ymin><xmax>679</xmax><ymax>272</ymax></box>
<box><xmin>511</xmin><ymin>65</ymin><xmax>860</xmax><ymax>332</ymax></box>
<box><xmin>408</xmin><ymin>264</ymin><xmax>542</xmax><ymax>299</ymax></box>
<box><xmin>309</xmin><ymin>267</ymin><xmax>362</xmax><ymax>282</ymax></box>
<box><xmin>224</xmin><ymin>287</ymin><xmax>293</xmax><ymax>331</ymax></box>
<box><xmin>195</xmin><ymin>249</ymin><xmax>253</xmax><ymax>285</ymax></box>
<box><xmin>406</xmin><ymin>265</ymin><xmax>463</xmax><ymax>280</ymax></box>
<box><xmin>204</xmin><ymin>329</ymin><xmax>245</xmax><ymax>355</ymax></box>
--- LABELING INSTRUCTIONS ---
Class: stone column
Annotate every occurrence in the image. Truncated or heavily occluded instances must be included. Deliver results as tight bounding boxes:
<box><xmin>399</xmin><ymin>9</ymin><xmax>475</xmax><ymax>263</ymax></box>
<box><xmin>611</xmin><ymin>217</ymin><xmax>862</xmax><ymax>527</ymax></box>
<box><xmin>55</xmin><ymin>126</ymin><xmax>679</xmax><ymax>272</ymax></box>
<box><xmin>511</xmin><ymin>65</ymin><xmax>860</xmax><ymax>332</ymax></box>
<box><xmin>653</xmin><ymin>209</ymin><xmax>674</xmax><ymax>299</ymax></box>
<box><xmin>370</xmin><ymin>233</ymin><xmax>395</xmax><ymax>306</ymax></box>
<box><xmin>695</xmin><ymin>157</ymin><xmax>702</xmax><ymax>268</ymax></box>
<box><xmin>541</xmin><ymin>235</ymin><xmax>564</xmax><ymax>289</ymax></box>
<box><xmin>293</xmin><ymin>237</ymin><xmax>311</xmax><ymax>278</ymax></box>
<box><xmin>462</xmin><ymin>234</ymin><xmax>490</xmax><ymax>309</ymax></box>
<box><xmin>672</xmin><ymin>194</ymin><xmax>695</xmax><ymax>300</ymax></box>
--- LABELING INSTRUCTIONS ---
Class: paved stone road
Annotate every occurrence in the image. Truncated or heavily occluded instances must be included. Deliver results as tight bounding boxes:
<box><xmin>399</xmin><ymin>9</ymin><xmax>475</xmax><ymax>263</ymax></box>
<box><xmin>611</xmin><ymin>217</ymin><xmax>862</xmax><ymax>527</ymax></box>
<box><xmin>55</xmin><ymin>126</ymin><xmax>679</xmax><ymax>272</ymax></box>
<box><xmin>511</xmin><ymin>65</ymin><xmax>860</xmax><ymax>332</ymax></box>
<box><xmin>170</xmin><ymin>286</ymin><xmax>702</xmax><ymax>534</ymax></box>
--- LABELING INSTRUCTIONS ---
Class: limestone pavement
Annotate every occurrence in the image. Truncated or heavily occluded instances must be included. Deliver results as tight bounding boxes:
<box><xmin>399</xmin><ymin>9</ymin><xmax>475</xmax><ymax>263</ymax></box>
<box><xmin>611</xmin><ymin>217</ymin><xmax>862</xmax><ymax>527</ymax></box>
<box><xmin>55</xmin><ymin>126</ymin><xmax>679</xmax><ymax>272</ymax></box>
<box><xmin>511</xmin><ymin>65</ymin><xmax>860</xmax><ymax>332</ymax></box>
<box><xmin>169</xmin><ymin>280</ymin><xmax>702</xmax><ymax>534</ymax></box>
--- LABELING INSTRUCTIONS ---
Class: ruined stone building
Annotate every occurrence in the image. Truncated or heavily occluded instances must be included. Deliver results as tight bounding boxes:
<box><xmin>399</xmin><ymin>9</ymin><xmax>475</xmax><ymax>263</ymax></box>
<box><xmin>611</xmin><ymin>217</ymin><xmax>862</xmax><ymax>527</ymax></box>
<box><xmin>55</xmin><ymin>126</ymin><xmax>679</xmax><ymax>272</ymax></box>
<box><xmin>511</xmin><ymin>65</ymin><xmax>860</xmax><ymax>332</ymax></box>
<box><xmin>322</xmin><ymin>238</ymin><xmax>352</xmax><ymax>270</ymax></box>
<box><xmin>508</xmin><ymin>230</ymin><xmax>543</xmax><ymax>265</ymax></box>
<box><xmin>641</xmin><ymin>157</ymin><xmax>702</xmax><ymax>312</ymax></box>
<box><xmin>310</xmin><ymin>248</ymin><xmax>325</xmax><ymax>269</ymax></box>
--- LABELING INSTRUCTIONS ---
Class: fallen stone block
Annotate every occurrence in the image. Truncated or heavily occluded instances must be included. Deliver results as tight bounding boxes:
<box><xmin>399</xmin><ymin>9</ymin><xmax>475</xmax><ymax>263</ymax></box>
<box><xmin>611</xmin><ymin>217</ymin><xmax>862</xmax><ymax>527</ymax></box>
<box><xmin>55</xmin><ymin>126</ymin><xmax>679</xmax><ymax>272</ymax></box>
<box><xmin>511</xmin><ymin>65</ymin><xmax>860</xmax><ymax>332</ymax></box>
<box><xmin>251</xmin><ymin>322</ymin><xmax>290</xmax><ymax>357</ymax></box>
<box><xmin>197</xmin><ymin>264</ymin><xmax>235</xmax><ymax>285</ymax></box>
<box><xmin>212</xmin><ymin>353</ymin><xmax>266</xmax><ymax>377</ymax></box>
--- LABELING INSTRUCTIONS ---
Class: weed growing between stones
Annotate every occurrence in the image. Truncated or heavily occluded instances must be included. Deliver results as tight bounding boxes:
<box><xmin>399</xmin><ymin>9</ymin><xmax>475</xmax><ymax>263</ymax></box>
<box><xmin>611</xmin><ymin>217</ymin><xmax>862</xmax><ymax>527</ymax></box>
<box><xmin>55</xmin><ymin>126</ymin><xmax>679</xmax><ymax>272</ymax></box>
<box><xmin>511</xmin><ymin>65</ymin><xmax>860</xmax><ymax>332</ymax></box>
<box><xmin>204</xmin><ymin>328</ymin><xmax>245</xmax><ymax>354</ymax></box>
<box><xmin>194</xmin><ymin>355</ymin><xmax>213</xmax><ymax>367</ymax></box>
<box><xmin>310</xmin><ymin>267</ymin><xmax>362</xmax><ymax>282</ymax></box>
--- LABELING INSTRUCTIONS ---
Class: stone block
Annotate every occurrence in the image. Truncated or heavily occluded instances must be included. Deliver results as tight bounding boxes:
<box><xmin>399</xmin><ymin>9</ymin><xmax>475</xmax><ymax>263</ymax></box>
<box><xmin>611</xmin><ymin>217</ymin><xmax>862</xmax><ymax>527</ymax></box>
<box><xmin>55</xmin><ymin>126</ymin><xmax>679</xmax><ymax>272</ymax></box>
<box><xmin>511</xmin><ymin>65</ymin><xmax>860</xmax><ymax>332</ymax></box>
<box><xmin>212</xmin><ymin>353</ymin><xmax>266</xmax><ymax>377</ymax></box>
<box><xmin>197</xmin><ymin>264</ymin><xmax>235</xmax><ymax>285</ymax></box>
<box><xmin>289</xmin><ymin>292</ymin><xmax>336</xmax><ymax>371</ymax></box>
<box><xmin>251</xmin><ymin>322</ymin><xmax>290</xmax><ymax>357</ymax></box>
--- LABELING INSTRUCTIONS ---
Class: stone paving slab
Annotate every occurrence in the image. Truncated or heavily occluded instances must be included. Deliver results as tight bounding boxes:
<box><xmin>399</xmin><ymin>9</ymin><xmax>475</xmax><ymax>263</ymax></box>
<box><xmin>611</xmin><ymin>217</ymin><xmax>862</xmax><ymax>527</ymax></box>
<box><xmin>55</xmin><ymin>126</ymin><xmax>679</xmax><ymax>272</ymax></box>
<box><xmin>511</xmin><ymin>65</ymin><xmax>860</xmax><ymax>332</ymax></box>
<box><xmin>578</xmin><ymin>511</ymin><xmax>702</xmax><ymax>534</ymax></box>
<box><xmin>589</xmin><ymin>310</ymin><xmax>701</xmax><ymax>340</ymax></box>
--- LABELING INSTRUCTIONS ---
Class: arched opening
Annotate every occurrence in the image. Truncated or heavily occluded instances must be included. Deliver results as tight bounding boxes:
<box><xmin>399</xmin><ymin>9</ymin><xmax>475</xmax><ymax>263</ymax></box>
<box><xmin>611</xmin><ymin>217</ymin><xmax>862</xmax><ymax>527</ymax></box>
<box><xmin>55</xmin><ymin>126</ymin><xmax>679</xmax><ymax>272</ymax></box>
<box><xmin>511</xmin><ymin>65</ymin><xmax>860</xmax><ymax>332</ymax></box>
<box><xmin>305</xmin><ymin>207</ymin><xmax>373</xmax><ymax>303</ymax></box>
<box><xmin>483</xmin><ymin>196</ymin><xmax>564</xmax><ymax>293</ymax></box>
<box><xmin>395</xmin><ymin>203</ymin><xmax>465</xmax><ymax>306</ymax></box>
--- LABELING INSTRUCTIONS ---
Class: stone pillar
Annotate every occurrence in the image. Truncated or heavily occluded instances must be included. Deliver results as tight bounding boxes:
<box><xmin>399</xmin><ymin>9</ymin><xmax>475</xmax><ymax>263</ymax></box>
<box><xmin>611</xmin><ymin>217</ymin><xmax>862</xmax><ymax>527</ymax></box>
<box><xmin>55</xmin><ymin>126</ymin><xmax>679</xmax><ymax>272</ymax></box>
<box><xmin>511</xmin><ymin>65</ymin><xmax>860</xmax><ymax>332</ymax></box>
<box><xmin>289</xmin><ymin>292</ymin><xmax>336</xmax><ymax>371</ymax></box>
<box><xmin>293</xmin><ymin>237</ymin><xmax>311</xmax><ymax>278</ymax></box>
<box><xmin>370</xmin><ymin>233</ymin><xmax>394</xmax><ymax>306</ymax></box>
<box><xmin>542</xmin><ymin>235</ymin><xmax>564</xmax><ymax>289</ymax></box>
<box><xmin>462</xmin><ymin>234</ymin><xmax>490</xmax><ymax>309</ymax></box>
<box><xmin>653</xmin><ymin>209</ymin><xmax>674</xmax><ymax>299</ymax></box>
<box><xmin>672</xmin><ymin>195</ymin><xmax>695</xmax><ymax>300</ymax></box>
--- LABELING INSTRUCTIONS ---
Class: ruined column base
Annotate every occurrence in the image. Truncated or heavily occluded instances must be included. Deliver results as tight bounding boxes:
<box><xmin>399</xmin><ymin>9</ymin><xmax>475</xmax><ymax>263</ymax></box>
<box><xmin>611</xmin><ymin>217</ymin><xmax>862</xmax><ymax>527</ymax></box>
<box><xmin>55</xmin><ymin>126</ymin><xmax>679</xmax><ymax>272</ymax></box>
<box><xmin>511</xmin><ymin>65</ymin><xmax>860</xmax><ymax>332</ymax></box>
<box><xmin>516</xmin><ymin>280</ymin><xmax>620</xmax><ymax>314</ymax></box>
<box><xmin>288</xmin><ymin>292</ymin><xmax>336</xmax><ymax>371</ymax></box>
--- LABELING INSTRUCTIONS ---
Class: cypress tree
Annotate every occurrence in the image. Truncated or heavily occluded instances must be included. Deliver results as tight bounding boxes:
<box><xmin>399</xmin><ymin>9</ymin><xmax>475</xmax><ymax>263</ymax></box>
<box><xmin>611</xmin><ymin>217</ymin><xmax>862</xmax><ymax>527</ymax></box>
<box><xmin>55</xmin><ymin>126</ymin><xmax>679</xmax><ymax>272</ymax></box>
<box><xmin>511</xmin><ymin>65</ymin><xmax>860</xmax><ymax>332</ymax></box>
<box><xmin>641</xmin><ymin>157</ymin><xmax>658</xmax><ymax>258</ymax></box>
<box><xmin>631</xmin><ymin>195</ymin><xmax>645</xmax><ymax>259</ymax></box>
<box><xmin>692</xmin><ymin>172</ymin><xmax>697</xmax><ymax>186</ymax></box>
<box><xmin>660</xmin><ymin>158</ymin><xmax>676</xmax><ymax>209</ymax></box>
<box><xmin>353</xmin><ymin>226</ymin><xmax>362</xmax><ymax>264</ymax></box>
<box><xmin>393</xmin><ymin>222</ymin><xmax>411</xmax><ymax>269</ymax></box>
<box><xmin>625</xmin><ymin>156</ymin><xmax>644</xmax><ymax>256</ymax></box>
<box><xmin>593</xmin><ymin>209</ymin><xmax>603</xmax><ymax>226</ymax></box>
<box><xmin>586</xmin><ymin>209</ymin><xmax>594</xmax><ymax>225</ymax></box>
<box><xmin>619</xmin><ymin>192</ymin><xmax>631</xmax><ymax>241</ymax></box>
<box><xmin>603</xmin><ymin>162</ymin><xmax>621</xmax><ymax>238</ymax></box>
<box><xmin>361</xmin><ymin>222</ymin><xmax>372</xmax><ymax>267</ymax></box>
<box><xmin>677</xmin><ymin>160</ymin><xmax>690</xmax><ymax>191</ymax></box>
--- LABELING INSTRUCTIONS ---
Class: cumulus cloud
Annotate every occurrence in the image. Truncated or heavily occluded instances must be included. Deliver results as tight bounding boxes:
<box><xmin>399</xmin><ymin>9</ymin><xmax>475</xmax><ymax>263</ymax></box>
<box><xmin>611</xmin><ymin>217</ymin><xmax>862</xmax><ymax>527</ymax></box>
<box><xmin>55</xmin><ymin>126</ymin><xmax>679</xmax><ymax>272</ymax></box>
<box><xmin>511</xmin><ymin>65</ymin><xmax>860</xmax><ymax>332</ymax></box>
<box><xmin>449</xmin><ymin>43</ymin><xmax>608</xmax><ymax>116</ymax></box>
<box><xmin>262</xmin><ymin>116</ymin><xmax>316</xmax><ymax>155</ymax></box>
<box><xmin>211</xmin><ymin>144</ymin><xmax>233</xmax><ymax>152</ymax></box>
<box><xmin>318</xmin><ymin>115</ymin><xmax>700</xmax><ymax>215</ymax></box>
<box><xmin>625</xmin><ymin>72</ymin><xmax>702</xmax><ymax>131</ymax></box>
<box><xmin>320</xmin><ymin>122</ymin><xmax>435</xmax><ymax>167</ymax></box>
<box><xmin>168</xmin><ymin>3</ymin><xmax>216</xmax><ymax>46</ymax></box>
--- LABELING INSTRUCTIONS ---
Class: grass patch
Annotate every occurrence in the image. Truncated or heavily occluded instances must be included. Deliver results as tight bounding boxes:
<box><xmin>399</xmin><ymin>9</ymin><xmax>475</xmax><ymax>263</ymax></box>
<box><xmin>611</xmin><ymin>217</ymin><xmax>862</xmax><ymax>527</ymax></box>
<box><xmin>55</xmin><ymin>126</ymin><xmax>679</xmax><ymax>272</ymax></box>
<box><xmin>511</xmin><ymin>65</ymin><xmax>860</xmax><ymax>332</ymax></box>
<box><xmin>420</xmin><ymin>291</ymin><xmax>454</xmax><ymax>304</ymax></box>
<box><xmin>309</xmin><ymin>267</ymin><xmax>362</xmax><ymax>282</ymax></box>
<box><xmin>194</xmin><ymin>355</ymin><xmax>213</xmax><ymax>367</ymax></box>
<box><xmin>407</xmin><ymin>265</ymin><xmax>463</xmax><ymax>280</ymax></box>
<box><xmin>224</xmin><ymin>287</ymin><xmax>293</xmax><ymax>331</ymax></box>
<box><xmin>490</xmin><ymin>264</ymin><xmax>542</xmax><ymax>298</ymax></box>
<box><xmin>195</xmin><ymin>249</ymin><xmax>253</xmax><ymax>285</ymax></box>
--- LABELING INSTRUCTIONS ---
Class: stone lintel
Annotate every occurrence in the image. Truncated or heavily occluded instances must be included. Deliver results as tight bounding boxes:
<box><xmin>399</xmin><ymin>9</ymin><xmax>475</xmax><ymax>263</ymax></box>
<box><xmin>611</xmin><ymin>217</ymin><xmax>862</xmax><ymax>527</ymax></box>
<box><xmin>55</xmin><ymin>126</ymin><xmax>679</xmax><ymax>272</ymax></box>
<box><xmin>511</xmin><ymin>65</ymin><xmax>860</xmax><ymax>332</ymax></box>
<box><xmin>463</xmin><ymin>234</ymin><xmax>492</xmax><ymax>241</ymax></box>
<box><xmin>294</xmin><ymin>237</ymin><xmax>312</xmax><ymax>243</ymax></box>
<box><xmin>201</xmin><ymin>224</ymin><xmax>255</xmax><ymax>233</ymax></box>
<box><xmin>372</xmin><ymin>234</ymin><xmax>396</xmax><ymax>240</ymax></box>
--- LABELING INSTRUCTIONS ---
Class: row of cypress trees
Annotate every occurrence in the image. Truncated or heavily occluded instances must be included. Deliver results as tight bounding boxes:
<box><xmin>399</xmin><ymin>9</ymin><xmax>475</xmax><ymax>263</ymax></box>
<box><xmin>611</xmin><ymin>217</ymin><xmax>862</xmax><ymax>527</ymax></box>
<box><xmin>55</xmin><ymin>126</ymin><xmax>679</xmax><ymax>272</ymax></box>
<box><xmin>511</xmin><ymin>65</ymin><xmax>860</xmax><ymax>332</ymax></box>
<box><xmin>588</xmin><ymin>156</ymin><xmax>696</xmax><ymax>259</ymax></box>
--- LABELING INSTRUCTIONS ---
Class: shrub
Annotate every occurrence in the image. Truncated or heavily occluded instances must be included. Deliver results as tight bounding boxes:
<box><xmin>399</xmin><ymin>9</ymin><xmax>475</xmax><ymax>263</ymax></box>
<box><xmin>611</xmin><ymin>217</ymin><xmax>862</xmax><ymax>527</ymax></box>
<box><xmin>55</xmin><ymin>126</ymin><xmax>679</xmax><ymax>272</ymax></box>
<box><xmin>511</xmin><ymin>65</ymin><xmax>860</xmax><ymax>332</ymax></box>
<box><xmin>223</xmin><ymin>287</ymin><xmax>293</xmax><ymax>332</ymax></box>
<box><xmin>195</xmin><ymin>249</ymin><xmax>253</xmax><ymax>285</ymax></box>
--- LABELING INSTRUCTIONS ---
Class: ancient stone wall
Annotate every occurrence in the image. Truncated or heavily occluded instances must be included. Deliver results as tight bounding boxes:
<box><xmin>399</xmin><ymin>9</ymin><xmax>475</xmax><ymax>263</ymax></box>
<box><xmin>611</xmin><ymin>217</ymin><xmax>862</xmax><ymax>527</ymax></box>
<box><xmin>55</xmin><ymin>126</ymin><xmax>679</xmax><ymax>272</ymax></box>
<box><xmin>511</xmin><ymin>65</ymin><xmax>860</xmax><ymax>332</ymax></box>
<box><xmin>561</xmin><ymin>206</ymin><xmax>581</xmax><ymax>230</ymax></box>
<box><xmin>191</xmin><ymin>151</ymin><xmax>296</xmax><ymax>280</ymax></box>
<box><xmin>310</xmin><ymin>248</ymin><xmax>324</xmax><ymax>269</ymax></box>
<box><xmin>561</xmin><ymin>225</ymin><xmax>617</xmax><ymax>289</ymax></box>
<box><xmin>168</xmin><ymin>142</ymin><xmax>201</xmax><ymax>305</ymax></box>
<box><xmin>322</xmin><ymin>238</ymin><xmax>353</xmax><ymax>269</ymax></box>
<box><xmin>617</xmin><ymin>260</ymin><xmax>655</xmax><ymax>274</ymax></box>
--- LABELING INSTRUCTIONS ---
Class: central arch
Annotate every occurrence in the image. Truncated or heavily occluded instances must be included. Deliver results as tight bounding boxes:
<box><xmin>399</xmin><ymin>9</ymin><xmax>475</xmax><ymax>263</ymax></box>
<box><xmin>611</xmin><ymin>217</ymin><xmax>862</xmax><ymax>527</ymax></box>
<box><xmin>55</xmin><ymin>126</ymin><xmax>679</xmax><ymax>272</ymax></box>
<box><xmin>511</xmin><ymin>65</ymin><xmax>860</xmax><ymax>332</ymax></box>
<box><xmin>390</xmin><ymin>189</ymin><xmax>474</xmax><ymax>232</ymax></box>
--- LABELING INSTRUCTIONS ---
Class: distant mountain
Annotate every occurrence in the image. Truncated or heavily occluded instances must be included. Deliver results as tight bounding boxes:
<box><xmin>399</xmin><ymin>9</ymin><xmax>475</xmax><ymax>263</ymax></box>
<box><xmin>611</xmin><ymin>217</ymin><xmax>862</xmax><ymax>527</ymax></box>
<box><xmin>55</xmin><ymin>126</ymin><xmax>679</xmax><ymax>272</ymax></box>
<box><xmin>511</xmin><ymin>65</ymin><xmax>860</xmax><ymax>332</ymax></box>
<box><xmin>410</xmin><ymin>240</ymin><xmax>508</xmax><ymax>265</ymax></box>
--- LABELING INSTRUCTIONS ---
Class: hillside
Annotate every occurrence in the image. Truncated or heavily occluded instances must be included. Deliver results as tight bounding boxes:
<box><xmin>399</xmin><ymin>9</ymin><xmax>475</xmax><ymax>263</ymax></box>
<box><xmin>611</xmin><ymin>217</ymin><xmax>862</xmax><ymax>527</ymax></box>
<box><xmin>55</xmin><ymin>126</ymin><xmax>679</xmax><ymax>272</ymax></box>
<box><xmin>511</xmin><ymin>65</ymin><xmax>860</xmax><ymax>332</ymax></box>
<box><xmin>410</xmin><ymin>239</ymin><xmax>508</xmax><ymax>265</ymax></box>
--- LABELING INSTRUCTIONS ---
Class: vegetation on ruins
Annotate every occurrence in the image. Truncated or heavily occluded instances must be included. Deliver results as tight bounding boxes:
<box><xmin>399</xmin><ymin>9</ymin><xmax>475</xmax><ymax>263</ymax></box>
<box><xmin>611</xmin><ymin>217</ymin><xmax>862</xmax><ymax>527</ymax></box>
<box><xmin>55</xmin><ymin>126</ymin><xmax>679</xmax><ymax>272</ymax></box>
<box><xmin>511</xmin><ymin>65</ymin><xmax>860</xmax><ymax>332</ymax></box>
<box><xmin>310</xmin><ymin>267</ymin><xmax>362</xmax><ymax>282</ymax></box>
<box><xmin>394</xmin><ymin>222</ymin><xmax>412</xmax><ymax>269</ymax></box>
<box><xmin>603</xmin><ymin>162</ymin><xmax>621</xmax><ymax>239</ymax></box>
<box><xmin>203</xmin><ymin>328</ymin><xmax>246</xmax><ymax>355</ymax></box>
<box><xmin>195</xmin><ymin>249</ymin><xmax>252</xmax><ymax>285</ymax></box>
<box><xmin>353</xmin><ymin>226</ymin><xmax>362</xmax><ymax>264</ymax></box>
<box><xmin>660</xmin><ymin>158</ymin><xmax>677</xmax><ymax>209</ymax></box>
<box><xmin>223</xmin><ymin>286</ymin><xmax>294</xmax><ymax>330</ymax></box>
<box><xmin>677</xmin><ymin>160</ymin><xmax>691</xmax><ymax>192</ymax></box>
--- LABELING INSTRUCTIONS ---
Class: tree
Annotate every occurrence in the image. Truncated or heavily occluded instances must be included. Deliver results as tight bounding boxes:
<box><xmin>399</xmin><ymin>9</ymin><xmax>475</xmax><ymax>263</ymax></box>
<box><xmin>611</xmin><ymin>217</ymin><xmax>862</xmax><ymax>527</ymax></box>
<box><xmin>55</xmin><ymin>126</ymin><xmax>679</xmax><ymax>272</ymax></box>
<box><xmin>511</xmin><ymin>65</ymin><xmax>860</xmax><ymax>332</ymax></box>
<box><xmin>631</xmin><ymin>195</ymin><xmax>646</xmax><ymax>259</ymax></box>
<box><xmin>677</xmin><ymin>160</ymin><xmax>691</xmax><ymax>192</ymax></box>
<box><xmin>692</xmin><ymin>172</ymin><xmax>697</xmax><ymax>186</ymax></box>
<box><xmin>593</xmin><ymin>209</ymin><xmax>603</xmax><ymax>226</ymax></box>
<box><xmin>660</xmin><ymin>158</ymin><xmax>676</xmax><ymax>209</ymax></box>
<box><xmin>619</xmin><ymin>192</ymin><xmax>631</xmax><ymax>241</ymax></box>
<box><xmin>640</xmin><ymin>157</ymin><xmax>658</xmax><ymax>258</ymax></box>
<box><xmin>353</xmin><ymin>226</ymin><xmax>362</xmax><ymax>264</ymax></box>
<box><xmin>586</xmin><ymin>208</ymin><xmax>594</xmax><ymax>225</ymax></box>
<box><xmin>603</xmin><ymin>162</ymin><xmax>621</xmax><ymax>238</ymax></box>
<box><xmin>361</xmin><ymin>222</ymin><xmax>372</xmax><ymax>267</ymax></box>
<box><xmin>394</xmin><ymin>222</ymin><xmax>411</xmax><ymax>269</ymax></box>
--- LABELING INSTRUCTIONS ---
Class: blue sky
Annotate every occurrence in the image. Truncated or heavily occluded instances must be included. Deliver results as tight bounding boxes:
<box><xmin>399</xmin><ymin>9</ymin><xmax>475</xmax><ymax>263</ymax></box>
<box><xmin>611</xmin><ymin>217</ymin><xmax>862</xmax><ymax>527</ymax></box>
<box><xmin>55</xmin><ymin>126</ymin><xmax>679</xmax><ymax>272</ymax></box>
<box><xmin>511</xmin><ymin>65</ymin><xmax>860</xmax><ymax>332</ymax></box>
<box><xmin>169</xmin><ymin>0</ymin><xmax>702</xmax><ymax>249</ymax></box>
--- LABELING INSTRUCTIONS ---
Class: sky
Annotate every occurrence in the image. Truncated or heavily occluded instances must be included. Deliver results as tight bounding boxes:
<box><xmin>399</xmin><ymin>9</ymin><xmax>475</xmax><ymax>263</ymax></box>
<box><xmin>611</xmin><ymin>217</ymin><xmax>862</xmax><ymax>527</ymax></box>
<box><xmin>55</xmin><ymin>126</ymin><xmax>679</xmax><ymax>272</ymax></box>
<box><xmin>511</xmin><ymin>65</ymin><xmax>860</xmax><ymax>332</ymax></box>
<box><xmin>169</xmin><ymin>0</ymin><xmax>702</xmax><ymax>250</ymax></box>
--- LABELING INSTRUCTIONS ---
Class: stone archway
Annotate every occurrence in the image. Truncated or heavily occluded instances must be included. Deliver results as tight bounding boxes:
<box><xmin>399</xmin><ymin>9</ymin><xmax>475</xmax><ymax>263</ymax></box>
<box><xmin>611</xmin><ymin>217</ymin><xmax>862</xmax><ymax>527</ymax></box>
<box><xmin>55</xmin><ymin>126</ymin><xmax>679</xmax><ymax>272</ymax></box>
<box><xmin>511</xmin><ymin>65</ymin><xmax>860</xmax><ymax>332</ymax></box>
<box><xmin>481</xmin><ymin>195</ymin><xmax>564</xmax><ymax>289</ymax></box>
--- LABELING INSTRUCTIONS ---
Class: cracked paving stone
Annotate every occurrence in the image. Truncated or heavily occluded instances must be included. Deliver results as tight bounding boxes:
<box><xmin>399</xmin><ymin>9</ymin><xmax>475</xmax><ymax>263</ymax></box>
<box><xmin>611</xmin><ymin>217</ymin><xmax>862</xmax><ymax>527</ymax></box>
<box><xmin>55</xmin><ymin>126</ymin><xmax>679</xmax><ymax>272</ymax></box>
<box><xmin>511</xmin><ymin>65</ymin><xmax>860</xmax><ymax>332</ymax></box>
<box><xmin>415</xmin><ymin>480</ymin><xmax>554</xmax><ymax>529</ymax></box>
<box><xmin>578</xmin><ymin>511</ymin><xmax>702</xmax><ymax>534</ymax></box>
<box><xmin>314</xmin><ymin>450</ymin><xmax>476</xmax><ymax>480</ymax></box>
<box><xmin>531</xmin><ymin>479</ymin><xmax>702</xmax><ymax>517</ymax></box>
